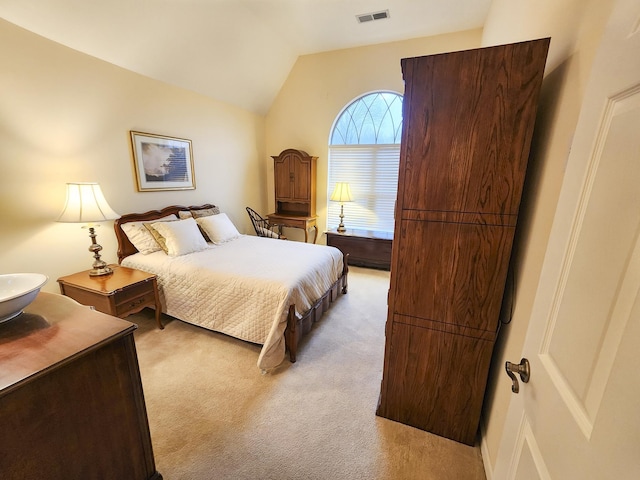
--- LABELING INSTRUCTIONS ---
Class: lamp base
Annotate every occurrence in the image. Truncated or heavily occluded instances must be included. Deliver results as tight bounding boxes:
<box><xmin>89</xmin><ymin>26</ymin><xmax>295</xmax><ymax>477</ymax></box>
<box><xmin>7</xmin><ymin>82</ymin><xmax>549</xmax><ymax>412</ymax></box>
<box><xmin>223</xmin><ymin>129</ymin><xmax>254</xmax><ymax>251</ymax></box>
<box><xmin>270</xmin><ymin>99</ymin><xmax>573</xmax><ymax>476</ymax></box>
<box><xmin>89</xmin><ymin>264</ymin><xmax>114</xmax><ymax>276</ymax></box>
<box><xmin>87</xmin><ymin>226</ymin><xmax>113</xmax><ymax>276</ymax></box>
<box><xmin>337</xmin><ymin>205</ymin><xmax>347</xmax><ymax>232</ymax></box>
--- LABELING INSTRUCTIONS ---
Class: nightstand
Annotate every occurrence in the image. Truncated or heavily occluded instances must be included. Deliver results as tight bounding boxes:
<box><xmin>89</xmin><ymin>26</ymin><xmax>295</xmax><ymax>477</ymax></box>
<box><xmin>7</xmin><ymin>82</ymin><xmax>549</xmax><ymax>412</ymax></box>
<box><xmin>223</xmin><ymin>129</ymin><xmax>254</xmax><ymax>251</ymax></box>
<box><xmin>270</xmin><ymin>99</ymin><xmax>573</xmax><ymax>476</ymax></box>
<box><xmin>57</xmin><ymin>265</ymin><xmax>163</xmax><ymax>329</ymax></box>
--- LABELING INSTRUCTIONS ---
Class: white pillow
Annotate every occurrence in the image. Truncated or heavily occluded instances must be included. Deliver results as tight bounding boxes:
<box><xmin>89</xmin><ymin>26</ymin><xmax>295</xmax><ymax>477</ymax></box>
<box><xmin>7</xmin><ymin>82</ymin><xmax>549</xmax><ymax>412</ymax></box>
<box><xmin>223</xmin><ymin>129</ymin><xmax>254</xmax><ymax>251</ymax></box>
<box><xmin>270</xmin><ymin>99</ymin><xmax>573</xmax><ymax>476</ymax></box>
<box><xmin>121</xmin><ymin>214</ymin><xmax>178</xmax><ymax>254</ymax></box>
<box><xmin>150</xmin><ymin>217</ymin><xmax>209</xmax><ymax>256</ymax></box>
<box><xmin>196</xmin><ymin>213</ymin><xmax>240</xmax><ymax>244</ymax></box>
<box><xmin>178</xmin><ymin>207</ymin><xmax>221</xmax><ymax>241</ymax></box>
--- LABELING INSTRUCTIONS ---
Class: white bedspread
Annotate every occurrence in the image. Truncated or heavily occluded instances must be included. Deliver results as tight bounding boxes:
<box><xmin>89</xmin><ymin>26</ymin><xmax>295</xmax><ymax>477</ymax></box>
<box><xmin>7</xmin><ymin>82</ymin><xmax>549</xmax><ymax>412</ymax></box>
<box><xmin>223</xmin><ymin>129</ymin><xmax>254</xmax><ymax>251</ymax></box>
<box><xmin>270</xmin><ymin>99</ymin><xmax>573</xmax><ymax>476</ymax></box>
<box><xmin>122</xmin><ymin>235</ymin><xmax>344</xmax><ymax>370</ymax></box>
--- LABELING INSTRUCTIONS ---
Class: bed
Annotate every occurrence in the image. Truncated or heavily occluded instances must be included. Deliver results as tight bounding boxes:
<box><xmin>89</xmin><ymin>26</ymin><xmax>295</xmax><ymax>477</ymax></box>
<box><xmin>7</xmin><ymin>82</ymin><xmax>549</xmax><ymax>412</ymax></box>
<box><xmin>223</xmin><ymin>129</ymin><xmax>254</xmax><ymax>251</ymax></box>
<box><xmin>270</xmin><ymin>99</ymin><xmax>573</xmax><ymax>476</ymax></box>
<box><xmin>114</xmin><ymin>204</ymin><xmax>348</xmax><ymax>371</ymax></box>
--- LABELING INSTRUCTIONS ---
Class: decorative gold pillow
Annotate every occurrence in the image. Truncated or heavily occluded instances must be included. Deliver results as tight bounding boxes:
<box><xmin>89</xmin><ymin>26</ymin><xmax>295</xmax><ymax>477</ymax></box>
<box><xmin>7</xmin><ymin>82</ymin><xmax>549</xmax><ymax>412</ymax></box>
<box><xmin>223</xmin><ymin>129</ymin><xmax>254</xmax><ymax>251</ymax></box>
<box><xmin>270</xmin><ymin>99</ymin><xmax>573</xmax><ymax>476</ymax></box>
<box><xmin>190</xmin><ymin>207</ymin><xmax>220</xmax><ymax>218</ymax></box>
<box><xmin>122</xmin><ymin>214</ymin><xmax>178</xmax><ymax>254</ymax></box>
<box><xmin>178</xmin><ymin>207</ymin><xmax>220</xmax><ymax>219</ymax></box>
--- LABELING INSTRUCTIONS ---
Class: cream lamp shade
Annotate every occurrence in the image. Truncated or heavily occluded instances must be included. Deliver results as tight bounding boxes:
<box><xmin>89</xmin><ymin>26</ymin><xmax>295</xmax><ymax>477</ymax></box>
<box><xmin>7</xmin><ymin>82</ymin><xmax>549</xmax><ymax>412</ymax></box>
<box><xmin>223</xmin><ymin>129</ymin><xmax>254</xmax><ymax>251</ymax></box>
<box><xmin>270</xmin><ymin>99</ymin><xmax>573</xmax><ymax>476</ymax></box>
<box><xmin>58</xmin><ymin>182</ymin><xmax>120</xmax><ymax>276</ymax></box>
<box><xmin>329</xmin><ymin>182</ymin><xmax>353</xmax><ymax>203</ymax></box>
<box><xmin>57</xmin><ymin>182</ymin><xmax>120</xmax><ymax>223</ymax></box>
<box><xmin>329</xmin><ymin>182</ymin><xmax>353</xmax><ymax>232</ymax></box>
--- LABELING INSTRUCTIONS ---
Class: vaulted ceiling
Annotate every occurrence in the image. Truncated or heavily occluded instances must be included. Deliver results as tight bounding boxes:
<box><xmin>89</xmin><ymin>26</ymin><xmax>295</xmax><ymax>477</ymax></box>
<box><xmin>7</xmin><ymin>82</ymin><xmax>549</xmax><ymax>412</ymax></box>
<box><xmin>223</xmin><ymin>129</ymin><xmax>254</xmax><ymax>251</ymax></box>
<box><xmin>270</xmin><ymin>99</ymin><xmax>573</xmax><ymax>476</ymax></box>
<box><xmin>0</xmin><ymin>1</ymin><xmax>492</xmax><ymax>114</ymax></box>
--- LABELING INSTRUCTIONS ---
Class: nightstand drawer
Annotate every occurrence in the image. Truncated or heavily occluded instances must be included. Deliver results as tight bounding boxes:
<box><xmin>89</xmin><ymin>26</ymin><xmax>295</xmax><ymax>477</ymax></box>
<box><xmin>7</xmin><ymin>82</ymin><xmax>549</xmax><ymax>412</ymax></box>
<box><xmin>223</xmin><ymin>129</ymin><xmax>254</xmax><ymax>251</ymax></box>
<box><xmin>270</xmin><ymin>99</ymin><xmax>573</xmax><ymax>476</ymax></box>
<box><xmin>114</xmin><ymin>291</ymin><xmax>156</xmax><ymax>317</ymax></box>
<box><xmin>114</xmin><ymin>281</ymin><xmax>155</xmax><ymax>315</ymax></box>
<box><xmin>113</xmin><ymin>280</ymin><xmax>153</xmax><ymax>304</ymax></box>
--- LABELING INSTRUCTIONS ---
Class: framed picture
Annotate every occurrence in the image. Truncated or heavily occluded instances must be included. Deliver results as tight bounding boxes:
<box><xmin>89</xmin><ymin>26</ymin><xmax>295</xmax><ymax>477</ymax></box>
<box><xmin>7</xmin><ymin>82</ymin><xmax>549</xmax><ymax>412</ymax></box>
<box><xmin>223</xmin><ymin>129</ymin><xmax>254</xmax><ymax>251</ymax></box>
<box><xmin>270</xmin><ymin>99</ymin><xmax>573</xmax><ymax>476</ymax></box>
<box><xmin>130</xmin><ymin>131</ymin><xmax>195</xmax><ymax>191</ymax></box>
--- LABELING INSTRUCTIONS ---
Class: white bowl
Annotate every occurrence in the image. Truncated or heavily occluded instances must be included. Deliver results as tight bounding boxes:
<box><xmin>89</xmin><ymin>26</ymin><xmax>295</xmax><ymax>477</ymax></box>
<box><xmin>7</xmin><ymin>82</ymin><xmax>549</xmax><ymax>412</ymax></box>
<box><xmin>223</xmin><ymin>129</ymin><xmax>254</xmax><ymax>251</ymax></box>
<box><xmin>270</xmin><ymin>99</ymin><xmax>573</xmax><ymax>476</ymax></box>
<box><xmin>0</xmin><ymin>273</ymin><xmax>49</xmax><ymax>323</ymax></box>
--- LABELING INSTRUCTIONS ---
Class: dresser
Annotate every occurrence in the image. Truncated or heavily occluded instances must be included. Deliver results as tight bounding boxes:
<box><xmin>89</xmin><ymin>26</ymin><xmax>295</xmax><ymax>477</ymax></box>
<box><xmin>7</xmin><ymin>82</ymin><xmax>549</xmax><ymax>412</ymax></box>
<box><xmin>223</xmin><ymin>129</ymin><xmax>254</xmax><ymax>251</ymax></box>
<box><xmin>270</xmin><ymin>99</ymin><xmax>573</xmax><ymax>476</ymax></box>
<box><xmin>0</xmin><ymin>292</ymin><xmax>162</xmax><ymax>479</ymax></box>
<box><xmin>376</xmin><ymin>39</ymin><xmax>550</xmax><ymax>445</ymax></box>
<box><xmin>268</xmin><ymin>148</ymin><xmax>318</xmax><ymax>243</ymax></box>
<box><xmin>326</xmin><ymin>229</ymin><xmax>392</xmax><ymax>270</ymax></box>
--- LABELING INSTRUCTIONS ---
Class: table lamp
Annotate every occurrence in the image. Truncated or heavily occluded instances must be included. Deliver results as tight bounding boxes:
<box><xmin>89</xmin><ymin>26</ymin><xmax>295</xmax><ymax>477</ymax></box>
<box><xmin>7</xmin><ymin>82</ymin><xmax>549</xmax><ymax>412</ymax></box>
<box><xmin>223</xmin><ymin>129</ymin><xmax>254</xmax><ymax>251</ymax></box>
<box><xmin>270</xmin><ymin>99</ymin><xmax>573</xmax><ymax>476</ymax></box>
<box><xmin>57</xmin><ymin>182</ymin><xmax>120</xmax><ymax>276</ymax></box>
<box><xmin>330</xmin><ymin>182</ymin><xmax>353</xmax><ymax>233</ymax></box>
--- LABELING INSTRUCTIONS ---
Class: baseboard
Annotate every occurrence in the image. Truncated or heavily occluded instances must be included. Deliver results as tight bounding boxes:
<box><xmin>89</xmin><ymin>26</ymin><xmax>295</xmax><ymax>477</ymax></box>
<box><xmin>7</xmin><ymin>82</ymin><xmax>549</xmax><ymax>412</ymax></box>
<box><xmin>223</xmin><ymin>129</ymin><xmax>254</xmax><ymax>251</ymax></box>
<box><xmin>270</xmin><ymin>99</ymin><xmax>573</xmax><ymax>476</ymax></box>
<box><xmin>480</xmin><ymin>417</ymin><xmax>494</xmax><ymax>480</ymax></box>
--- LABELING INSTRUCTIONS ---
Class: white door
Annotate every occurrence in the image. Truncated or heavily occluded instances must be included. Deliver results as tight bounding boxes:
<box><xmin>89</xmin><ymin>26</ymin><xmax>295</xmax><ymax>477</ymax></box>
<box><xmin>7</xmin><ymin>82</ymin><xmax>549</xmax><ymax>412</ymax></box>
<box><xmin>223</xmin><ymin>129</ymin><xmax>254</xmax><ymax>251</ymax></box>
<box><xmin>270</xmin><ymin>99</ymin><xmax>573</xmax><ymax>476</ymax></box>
<box><xmin>492</xmin><ymin>0</ymin><xmax>640</xmax><ymax>478</ymax></box>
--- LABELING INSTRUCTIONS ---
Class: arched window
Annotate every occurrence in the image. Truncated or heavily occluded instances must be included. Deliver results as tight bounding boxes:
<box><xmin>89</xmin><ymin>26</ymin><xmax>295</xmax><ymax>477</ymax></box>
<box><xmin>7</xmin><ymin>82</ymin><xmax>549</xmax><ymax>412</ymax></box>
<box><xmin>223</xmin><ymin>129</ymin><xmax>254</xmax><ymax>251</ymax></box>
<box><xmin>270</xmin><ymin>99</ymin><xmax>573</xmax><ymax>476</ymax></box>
<box><xmin>328</xmin><ymin>91</ymin><xmax>402</xmax><ymax>233</ymax></box>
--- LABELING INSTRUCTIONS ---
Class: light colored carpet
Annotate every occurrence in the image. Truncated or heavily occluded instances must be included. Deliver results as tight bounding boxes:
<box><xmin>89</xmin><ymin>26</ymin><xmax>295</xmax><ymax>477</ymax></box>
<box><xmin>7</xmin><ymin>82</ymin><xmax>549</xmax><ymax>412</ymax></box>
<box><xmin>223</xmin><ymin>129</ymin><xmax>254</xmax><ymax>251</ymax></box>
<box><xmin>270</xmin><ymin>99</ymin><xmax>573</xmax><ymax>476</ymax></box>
<box><xmin>131</xmin><ymin>266</ymin><xmax>486</xmax><ymax>480</ymax></box>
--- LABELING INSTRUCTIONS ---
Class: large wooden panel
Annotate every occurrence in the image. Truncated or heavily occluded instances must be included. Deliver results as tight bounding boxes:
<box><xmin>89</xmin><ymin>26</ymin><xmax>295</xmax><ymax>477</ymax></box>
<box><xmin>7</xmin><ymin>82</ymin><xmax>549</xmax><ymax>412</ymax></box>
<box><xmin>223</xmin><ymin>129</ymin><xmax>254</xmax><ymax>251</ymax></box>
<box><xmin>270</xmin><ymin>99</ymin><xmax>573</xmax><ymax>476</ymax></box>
<box><xmin>0</xmin><ymin>293</ymin><xmax>161</xmax><ymax>479</ymax></box>
<box><xmin>399</xmin><ymin>39</ymin><xmax>549</xmax><ymax>216</ymax></box>
<box><xmin>376</xmin><ymin>322</ymin><xmax>495</xmax><ymax>445</ymax></box>
<box><xmin>0</xmin><ymin>339</ymin><xmax>154</xmax><ymax>479</ymax></box>
<box><xmin>393</xmin><ymin>218</ymin><xmax>515</xmax><ymax>334</ymax></box>
<box><xmin>378</xmin><ymin>38</ymin><xmax>549</xmax><ymax>445</ymax></box>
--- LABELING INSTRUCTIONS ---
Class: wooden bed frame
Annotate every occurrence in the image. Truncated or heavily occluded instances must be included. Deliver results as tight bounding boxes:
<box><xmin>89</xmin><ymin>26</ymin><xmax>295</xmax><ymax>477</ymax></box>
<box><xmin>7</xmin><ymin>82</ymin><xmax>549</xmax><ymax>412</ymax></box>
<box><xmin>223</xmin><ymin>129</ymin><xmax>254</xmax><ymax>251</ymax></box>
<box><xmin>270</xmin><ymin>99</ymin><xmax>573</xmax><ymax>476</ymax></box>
<box><xmin>114</xmin><ymin>204</ymin><xmax>349</xmax><ymax>364</ymax></box>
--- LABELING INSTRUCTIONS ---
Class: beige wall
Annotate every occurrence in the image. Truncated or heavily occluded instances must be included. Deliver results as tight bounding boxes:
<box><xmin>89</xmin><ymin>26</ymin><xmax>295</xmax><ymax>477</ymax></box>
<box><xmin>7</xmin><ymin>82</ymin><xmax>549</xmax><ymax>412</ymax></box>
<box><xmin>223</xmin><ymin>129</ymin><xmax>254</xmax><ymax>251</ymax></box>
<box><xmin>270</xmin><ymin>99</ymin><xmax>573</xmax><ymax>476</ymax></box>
<box><xmin>265</xmin><ymin>29</ymin><xmax>483</xmax><ymax>242</ymax></box>
<box><xmin>0</xmin><ymin>19</ymin><xmax>265</xmax><ymax>293</ymax></box>
<box><xmin>479</xmin><ymin>0</ymin><xmax>616</xmax><ymax>474</ymax></box>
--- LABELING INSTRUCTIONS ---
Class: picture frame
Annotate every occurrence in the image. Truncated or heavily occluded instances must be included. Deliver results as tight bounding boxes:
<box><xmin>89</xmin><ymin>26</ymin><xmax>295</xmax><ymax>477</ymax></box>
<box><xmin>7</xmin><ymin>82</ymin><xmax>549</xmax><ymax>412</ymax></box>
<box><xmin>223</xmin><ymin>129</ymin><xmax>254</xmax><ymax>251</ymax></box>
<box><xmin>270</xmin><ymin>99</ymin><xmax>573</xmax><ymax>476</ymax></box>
<box><xmin>130</xmin><ymin>131</ymin><xmax>195</xmax><ymax>191</ymax></box>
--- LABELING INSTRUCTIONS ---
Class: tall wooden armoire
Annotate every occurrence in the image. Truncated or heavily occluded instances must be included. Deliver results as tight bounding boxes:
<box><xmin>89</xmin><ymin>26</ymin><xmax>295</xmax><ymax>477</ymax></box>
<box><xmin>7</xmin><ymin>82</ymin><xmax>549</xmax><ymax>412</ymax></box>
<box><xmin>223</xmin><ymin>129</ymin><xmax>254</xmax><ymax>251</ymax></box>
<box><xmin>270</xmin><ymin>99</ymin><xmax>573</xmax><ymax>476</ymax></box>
<box><xmin>272</xmin><ymin>148</ymin><xmax>317</xmax><ymax>216</ymax></box>
<box><xmin>268</xmin><ymin>148</ymin><xmax>319</xmax><ymax>243</ymax></box>
<box><xmin>376</xmin><ymin>38</ymin><xmax>550</xmax><ymax>445</ymax></box>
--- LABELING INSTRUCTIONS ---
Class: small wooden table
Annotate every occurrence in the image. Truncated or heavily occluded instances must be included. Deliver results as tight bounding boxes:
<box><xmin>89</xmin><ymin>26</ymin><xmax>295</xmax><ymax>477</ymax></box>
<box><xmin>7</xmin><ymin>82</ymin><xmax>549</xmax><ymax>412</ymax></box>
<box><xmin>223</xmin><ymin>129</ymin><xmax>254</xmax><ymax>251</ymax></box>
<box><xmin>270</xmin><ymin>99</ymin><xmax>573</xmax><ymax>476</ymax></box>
<box><xmin>57</xmin><ymin>265</ymin><xmax>163</xmax><ymax>329</ymax></box>
<box><xmin>267</xmin><ymin>213</ymin><xmax>318</xmax><ymax>243</ymax></box>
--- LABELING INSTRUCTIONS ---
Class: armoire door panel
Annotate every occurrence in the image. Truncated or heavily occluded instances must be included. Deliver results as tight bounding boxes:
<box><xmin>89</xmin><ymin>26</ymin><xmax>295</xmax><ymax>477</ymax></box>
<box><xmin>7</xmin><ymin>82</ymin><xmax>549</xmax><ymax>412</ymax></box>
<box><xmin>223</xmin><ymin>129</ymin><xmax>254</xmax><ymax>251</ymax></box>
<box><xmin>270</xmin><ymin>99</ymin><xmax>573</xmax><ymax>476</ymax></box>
<box><xmin>274</xmin><ymin>156</ymin><xmax>293</xmax><ymax>200</ymax></box>
<box><xmin>400</xmin><ymin>39</ymin><xmax>549</xmax><ymax>216</ymax></box>
<box><xmin>376</xmin><ymin>322</ymin><xmax>495</xmax><ymax>445</ymax></box>
<box><xmin>393</xmin><ymin>219</ymin><xmax>515</xmax><ymax>333</ymax></box>
<box><xmin>292</xmin><ymin>156</ymin><xmax>312</xmax><ymax>201</ymax></box>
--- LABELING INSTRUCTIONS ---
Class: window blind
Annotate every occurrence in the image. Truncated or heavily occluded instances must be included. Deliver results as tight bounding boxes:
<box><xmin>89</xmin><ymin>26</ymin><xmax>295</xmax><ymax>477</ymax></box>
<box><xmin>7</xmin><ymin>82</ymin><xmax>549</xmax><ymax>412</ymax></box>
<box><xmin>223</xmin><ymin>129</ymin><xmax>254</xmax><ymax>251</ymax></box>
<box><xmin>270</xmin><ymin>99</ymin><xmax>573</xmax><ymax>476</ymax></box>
<box><xmin>327</xmin><ymin>144</ymin><xmax>400</xmax><ymax>233</ymax></box>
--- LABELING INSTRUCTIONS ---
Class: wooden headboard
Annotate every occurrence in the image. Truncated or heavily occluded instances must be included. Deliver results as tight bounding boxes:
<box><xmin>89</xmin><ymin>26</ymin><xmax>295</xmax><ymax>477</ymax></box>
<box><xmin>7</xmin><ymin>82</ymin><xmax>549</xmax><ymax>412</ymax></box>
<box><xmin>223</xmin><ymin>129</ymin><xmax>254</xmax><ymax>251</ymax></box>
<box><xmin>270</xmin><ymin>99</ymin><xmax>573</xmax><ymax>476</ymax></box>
<box><xmin>114</xmin><ymin>204</ymin><xmax>217</xmax><ymax>263</ymax></box>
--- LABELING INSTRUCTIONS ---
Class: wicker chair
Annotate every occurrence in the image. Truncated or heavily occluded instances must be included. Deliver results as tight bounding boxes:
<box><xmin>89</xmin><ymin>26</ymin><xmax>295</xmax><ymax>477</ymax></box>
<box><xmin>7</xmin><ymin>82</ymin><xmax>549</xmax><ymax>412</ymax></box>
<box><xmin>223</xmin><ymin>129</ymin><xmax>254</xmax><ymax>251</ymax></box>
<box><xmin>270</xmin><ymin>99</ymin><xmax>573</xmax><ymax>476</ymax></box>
<box><xmin>246</xmin><ymin>207</ymin><xmax>286</xmax><ymax>240</ymax></box>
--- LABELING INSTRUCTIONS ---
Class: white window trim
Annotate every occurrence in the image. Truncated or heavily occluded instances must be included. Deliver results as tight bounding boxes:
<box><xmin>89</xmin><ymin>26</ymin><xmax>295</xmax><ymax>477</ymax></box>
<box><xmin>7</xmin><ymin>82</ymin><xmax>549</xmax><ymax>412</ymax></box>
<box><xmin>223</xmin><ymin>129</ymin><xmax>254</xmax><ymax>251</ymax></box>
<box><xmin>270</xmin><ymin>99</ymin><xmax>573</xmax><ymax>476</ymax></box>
<box><xmin>327</xmin><ymin>91</ymin><xmax>402</xmax><ymax>233</ymax></box>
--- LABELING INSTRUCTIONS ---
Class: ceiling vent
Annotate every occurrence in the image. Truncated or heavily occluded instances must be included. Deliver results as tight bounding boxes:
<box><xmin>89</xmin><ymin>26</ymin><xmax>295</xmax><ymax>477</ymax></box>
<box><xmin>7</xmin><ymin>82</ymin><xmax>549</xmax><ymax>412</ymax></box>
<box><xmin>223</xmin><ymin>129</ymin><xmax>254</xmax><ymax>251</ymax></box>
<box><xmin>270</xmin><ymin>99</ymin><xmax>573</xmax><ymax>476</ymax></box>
<box><xmin>356</xmin><ymin>10</ymin><xmax>390</xmax><ymax>24</ymax></box>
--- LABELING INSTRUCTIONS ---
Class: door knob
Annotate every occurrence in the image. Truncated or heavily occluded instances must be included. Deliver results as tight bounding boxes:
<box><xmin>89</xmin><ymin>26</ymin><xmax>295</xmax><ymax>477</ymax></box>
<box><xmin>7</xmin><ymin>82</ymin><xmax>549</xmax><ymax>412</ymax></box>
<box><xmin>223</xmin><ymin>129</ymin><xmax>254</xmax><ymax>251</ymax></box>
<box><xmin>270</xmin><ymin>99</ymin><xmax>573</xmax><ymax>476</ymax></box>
<box><xmin>505</xmin><ymin>358</ymin><xmax>530</xmax><ymax>394</ymax></box>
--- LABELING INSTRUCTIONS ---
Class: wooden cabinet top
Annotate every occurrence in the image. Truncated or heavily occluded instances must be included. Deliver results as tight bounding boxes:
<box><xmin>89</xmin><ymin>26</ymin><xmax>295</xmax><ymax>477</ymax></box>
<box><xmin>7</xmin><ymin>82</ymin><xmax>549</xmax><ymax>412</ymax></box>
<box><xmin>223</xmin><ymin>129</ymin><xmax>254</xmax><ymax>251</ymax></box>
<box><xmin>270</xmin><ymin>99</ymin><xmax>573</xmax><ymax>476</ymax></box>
<box><xmin>0</xmin><ymin>292</ymin><xmax>135</xmax><ymax>394</ymax></box>
<box><xmin>269</xmin><ymin>213</ymin><xmax>318</xmax><ymax>221</ymax></box>
<box><xmin>57</xmin><ymin>265</ymin><xmax>156</xmax><ymax>295</ymax></box>
<box><xmin>270</xmin><ymin>148</ymin><xmax>317</xmax><ymax>161</ymax></box>
<box><xmin>326</xmin><ymin>229</ymin><xmax>393</xmax><ymax>241</ymax></box>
